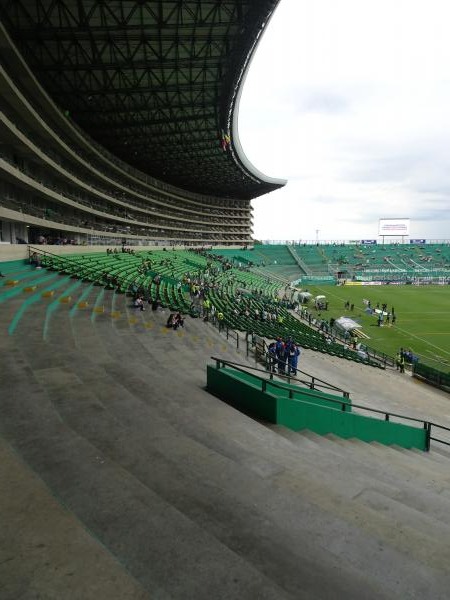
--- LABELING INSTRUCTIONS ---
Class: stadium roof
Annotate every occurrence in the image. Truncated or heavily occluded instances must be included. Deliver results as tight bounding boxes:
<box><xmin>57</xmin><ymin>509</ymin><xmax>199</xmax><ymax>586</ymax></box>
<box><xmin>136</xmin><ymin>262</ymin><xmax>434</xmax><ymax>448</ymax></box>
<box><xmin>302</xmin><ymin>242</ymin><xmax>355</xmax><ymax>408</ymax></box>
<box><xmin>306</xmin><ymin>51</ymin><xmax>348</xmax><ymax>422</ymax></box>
<box><xmin>0</xmin><ymin>0</ymin><xmax>287</xmax><ymax>199</ymax></box>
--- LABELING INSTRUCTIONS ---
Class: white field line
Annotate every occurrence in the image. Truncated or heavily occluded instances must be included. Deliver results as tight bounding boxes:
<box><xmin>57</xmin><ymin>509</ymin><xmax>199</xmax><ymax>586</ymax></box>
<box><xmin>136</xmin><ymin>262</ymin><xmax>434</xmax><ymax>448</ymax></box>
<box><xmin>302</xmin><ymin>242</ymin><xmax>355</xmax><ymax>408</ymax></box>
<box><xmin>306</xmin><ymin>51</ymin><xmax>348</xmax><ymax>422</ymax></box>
<box><xmin>394</xmin><ymin>326</ymin><xmax>450</xmax><ymax>357</ymax></box>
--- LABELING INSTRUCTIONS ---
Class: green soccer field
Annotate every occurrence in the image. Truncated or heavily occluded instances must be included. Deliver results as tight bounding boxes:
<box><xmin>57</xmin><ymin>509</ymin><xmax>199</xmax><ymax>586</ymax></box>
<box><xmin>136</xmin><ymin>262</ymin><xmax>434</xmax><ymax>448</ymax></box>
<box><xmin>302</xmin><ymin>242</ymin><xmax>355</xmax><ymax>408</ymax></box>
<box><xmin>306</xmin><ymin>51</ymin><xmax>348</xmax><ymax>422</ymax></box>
<box><xmin>303</xmin><ymin>284</ymin><xmax>450</xmax><ymax>369</ymax></box>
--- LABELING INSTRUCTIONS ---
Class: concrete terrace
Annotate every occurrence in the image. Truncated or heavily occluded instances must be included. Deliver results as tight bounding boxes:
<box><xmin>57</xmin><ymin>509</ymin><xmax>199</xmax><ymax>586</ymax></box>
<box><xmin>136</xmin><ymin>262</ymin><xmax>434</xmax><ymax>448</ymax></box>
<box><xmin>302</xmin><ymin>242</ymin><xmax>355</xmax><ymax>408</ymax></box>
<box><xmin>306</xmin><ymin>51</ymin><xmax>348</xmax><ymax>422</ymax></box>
<box><xmin>1</xmin><ymin>264</ymin><xmax>450</xmax><ymax>599</ymax></box>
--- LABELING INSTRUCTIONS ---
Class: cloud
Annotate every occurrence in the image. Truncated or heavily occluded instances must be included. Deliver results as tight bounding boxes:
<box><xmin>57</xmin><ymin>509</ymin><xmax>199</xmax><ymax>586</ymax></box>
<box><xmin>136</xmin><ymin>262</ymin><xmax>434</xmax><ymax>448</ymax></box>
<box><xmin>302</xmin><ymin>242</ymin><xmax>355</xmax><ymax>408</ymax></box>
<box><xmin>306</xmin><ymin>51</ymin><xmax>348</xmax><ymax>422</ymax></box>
<box><xmin>240</xmin><ymin>0</ymin><xmax>450</xmax><ymax>241</ymax></box>
<box><xmin>291</xmin><ymin>87</ymin><xmax>351</xmax><ymax>115</ymax></box>
<box><xmin>344</xmin><ymin>153</ymin><xmax>423</xmax><ymax>184</ymax></box>
<box><xmin>410</xmin><ymin>206</ymin><xmax>450</xmax><ymax>222</ymax></box>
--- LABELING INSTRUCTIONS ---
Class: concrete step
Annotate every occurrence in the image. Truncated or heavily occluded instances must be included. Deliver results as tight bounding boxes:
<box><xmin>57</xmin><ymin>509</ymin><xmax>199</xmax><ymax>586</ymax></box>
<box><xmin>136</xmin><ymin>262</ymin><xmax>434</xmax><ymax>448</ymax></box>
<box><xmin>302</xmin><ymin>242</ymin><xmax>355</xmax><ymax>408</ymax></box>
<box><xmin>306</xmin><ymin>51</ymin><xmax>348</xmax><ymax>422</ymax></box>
<box><xmin>270</xmin><ymin>431</ymin><xmax>450</xmax><ymax>529</ymax></box>
<box><xmin>327</xmin><ymin>440</ymin><xmax>450</xmax><ymax>526</ymax></box>
<box><xmin>430</xmin><ymin>444</ymin><xmax>450</xmax><ymax>460</ymax></box>
<box><xmin>371</xmin><ymin>442</ymin><xmax>450</xmax><ymax>480</ymax></box>
<box><xmin>297</xmin><ymin>429</ymin><xmax>334</xmax><ymax>445</ymax></box>
<box><xmin>269</xmin><ymin>425</ymin><xmax>320</xmax><ymax>450</ymax></box>
<box><xmin>0</xmin><ymin>437</ymin><xmax>152</xmax><ymax>600</ymax></box>
<box><xmin>25</xmin><ymin>355</ymin><xmax>450</xmax><ymax>599</ymax></box>
<box><xmin>357</xmin><ymin>488</ymin><xmax>450</xmax><ymax>541</ymax></box>
<box><xmin>0</xmin><ymin>338</ymin><xmax>387</xmax><ymax>599</ymax></box>
<box><xmin>409</xmin><ymin>445</ymin><xmax>450</xmax><ymax>467</ymax></box>
<box><xmin>4</xmin><ymin>275</ymin><xmax>450</xmax><ymax>599</ymax></box>
<box><xmin>318</xmin><ymin>436</ymin><xmax>450</xmax><ymax>500</ymax></box>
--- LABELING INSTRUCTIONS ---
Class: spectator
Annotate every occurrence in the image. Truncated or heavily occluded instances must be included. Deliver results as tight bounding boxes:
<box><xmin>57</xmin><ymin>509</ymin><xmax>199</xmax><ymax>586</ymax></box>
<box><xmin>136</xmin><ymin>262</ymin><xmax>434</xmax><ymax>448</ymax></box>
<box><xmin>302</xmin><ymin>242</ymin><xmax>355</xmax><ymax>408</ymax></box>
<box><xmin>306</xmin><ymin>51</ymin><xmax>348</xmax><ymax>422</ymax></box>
<box><xmin>288</xmin><ymin>342</ymin><xmax>301</xmax><ymax>376</ymax></box>
<box><xmin>134</xmin><ymin>296</ymin><xmax>145</xmax><ymax>311</ymax></box>
<box><xmin>267</xmin><ymin>342</ymin><xmax>277</xmax><ymax>372</ymax></box>
<box><xmin>173</xmin><ymin>313</ymin><xmax>184</xmax><ymax>330</ymax></box>
<box><xmin>275</xmin><ymin>337</ymin><xmax>286</xmax><ymax>374</ymax></box>
<box><xmin>217</xmin><ymin>311</ymin><xmax>224</xmax><ymax>331</ymax></box>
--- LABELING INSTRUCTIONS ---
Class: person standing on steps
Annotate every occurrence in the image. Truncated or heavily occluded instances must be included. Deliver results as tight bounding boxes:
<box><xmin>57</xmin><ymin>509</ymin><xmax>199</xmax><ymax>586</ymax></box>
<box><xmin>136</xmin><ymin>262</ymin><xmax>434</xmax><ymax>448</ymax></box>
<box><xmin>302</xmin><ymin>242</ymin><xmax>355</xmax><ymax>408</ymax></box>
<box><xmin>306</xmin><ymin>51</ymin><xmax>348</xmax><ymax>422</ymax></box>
<box><xmin>275</xmin><ymin>337</ymin><xmax>286</xmax><ymax>374</ymax></box>
<box><xmin>287</xmin><ymin>342</ymin><xmax>301</xmax><ymax>376</ymax></box>
<box><xmin>203</xmin><ymin>297</ymin><xmax>211</xmax><ymax>321</ymax></box>
<box><xmin>268</xmin><ymin>342</ymin><xmax>277</xmax><ymax>373</ymax></box>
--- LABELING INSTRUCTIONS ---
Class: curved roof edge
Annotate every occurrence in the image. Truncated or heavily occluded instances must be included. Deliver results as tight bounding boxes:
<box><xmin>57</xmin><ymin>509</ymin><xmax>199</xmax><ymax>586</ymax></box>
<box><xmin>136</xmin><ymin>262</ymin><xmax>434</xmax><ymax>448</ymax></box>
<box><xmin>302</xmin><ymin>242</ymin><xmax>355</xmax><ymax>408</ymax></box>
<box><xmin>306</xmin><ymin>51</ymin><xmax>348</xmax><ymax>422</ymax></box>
<box><xmin>1</xmin><ymin>1</ymin><xmax>287</xmax><ymax>201</ymax></box>
<box><xmin>229</xmin><ymin>7</ymin><xmax>287</xmax><ymax>196</ymax></box>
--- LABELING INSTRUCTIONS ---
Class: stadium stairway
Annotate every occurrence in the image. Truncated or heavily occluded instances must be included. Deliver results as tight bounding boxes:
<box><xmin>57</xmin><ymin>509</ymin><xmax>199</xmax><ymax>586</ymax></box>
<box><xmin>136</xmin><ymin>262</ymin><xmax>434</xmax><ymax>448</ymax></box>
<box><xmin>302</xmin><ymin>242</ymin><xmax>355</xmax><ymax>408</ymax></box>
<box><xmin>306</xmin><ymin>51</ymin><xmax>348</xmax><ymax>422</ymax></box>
<box><xmin>1</xmin><ymin>271</ymin><xmax>450</xmax><ymax>599</ymax></box>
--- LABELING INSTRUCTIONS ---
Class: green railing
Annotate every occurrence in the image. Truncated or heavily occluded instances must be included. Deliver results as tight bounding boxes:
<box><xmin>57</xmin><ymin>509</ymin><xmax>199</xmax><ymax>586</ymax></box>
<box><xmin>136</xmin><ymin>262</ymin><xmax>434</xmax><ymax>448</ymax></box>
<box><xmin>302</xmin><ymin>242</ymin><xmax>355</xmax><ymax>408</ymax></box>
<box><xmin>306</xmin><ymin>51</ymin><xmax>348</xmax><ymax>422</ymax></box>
<box><xmin>413</xmin><ymin>363</ymin><xmax>450</xmax><ymax>391</ymax></box>
<box><xmin>27</xmin><ymin>246</ymin><xmax>190</xmax><ymax>311</ymax></box>
<box><xmin>208</xmin><ymin>358</ymin><xmax>450</xmax><ymax>451</ymax></box>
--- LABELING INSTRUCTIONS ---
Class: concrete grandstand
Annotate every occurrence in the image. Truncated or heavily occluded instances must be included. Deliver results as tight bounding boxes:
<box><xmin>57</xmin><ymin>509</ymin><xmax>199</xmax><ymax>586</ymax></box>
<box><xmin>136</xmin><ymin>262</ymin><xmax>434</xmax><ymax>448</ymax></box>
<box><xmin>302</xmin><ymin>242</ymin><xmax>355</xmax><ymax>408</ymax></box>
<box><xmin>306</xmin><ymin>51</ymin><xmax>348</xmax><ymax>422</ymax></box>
<box><xmin>0</xmin><ymin>1</ymin><xmax>285</xmax><ymax>250</ymax></box>
<box><xmin>2</xmin><ymin>3</ymin><xmax>450</xmax><ymax>600</ymax></box>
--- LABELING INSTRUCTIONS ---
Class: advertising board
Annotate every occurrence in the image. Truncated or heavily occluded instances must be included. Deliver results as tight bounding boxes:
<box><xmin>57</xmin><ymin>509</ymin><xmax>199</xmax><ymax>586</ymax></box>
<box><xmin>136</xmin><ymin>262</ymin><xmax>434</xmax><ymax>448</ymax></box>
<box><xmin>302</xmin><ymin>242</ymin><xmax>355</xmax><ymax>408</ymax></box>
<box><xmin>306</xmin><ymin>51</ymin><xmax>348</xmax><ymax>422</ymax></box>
<box><xmin>378</xmin><ymin>218</ymin><xmax>410</xmax><ymax>236</ymax></box>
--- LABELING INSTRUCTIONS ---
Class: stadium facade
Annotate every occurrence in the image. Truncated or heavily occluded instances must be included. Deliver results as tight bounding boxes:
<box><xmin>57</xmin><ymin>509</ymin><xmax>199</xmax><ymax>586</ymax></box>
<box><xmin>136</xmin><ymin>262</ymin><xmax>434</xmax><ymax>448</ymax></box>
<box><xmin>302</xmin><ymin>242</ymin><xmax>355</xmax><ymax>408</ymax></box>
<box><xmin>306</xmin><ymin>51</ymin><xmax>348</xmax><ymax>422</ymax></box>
<box><xmin>0</xmin><ymin>1</ymin><xmax>285</xmax><ymax>249</ymax></box>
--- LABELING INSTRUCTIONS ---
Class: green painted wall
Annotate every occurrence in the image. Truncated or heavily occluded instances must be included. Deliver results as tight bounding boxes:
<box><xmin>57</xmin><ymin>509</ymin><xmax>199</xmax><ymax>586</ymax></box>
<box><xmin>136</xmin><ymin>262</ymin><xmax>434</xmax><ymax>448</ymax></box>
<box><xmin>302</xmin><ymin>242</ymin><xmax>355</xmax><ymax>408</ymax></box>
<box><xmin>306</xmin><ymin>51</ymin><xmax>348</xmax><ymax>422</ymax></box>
<box><xmin>219</xmin><ymin>367</ymin><xmax>351</xmax><ymax>411</ymax></box>
<box><xmin>207</xmin><ymin>366</ymin><xmax>278</xmax><ymax>422</ymax></box>
<box><xmin>207</xmin><ymin>364</ymin><xmax>428</xmax><ymax>450</ymax></box>
<box><xmin>276</xmin><ymin>397</ymin><xmax>426</xmax><ymax>449</ymax></box>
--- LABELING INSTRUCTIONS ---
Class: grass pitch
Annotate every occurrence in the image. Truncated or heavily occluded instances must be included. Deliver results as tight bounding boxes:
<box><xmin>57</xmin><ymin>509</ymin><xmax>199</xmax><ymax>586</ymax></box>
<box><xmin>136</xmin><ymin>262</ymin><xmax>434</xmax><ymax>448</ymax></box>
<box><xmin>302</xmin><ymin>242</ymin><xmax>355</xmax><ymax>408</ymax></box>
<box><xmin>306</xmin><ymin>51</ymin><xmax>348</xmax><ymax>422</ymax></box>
<box><xmin>305</xmin><ymin>284</ymin><xmax>450</xmax><ymax>370</ymax></box>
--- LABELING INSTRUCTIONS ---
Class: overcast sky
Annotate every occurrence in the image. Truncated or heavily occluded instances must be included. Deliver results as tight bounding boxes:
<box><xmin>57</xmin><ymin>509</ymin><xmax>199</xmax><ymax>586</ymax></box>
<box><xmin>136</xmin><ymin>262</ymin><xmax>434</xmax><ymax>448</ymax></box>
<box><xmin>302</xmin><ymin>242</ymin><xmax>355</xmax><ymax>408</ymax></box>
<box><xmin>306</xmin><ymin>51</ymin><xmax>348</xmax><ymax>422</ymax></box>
<box><xmin>238</xmin><ymin>0</ymin><xmax>450</xmax><ymax>242</ymax></box>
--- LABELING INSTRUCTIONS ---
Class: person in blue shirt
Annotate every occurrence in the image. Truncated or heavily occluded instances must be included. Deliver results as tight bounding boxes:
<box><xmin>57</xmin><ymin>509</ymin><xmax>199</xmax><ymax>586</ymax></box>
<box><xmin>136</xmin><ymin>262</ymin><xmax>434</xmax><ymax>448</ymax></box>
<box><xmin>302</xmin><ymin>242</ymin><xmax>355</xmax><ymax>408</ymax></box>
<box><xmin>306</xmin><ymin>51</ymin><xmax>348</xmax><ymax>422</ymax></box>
<box><xmin>288</xmin><ymin>343</ymin><xmax>301</xmax><ymax>376</ymax></box>
<box><xmin>275</xmin><ymin>338</ymin><xmax>286</xmax><ymax>374</ymax></box>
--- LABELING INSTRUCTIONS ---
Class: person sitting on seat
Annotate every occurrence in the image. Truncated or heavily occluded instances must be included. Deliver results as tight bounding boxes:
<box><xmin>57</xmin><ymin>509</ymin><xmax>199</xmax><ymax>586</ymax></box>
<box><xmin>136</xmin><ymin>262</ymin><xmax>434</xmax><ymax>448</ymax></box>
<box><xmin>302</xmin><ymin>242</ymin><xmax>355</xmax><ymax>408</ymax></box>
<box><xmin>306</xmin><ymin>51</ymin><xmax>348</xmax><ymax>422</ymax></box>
<box><xmin>173</xmin><ymin>313</ymin><xmax>184</xmax><ymax>330</ymax></box>
<box><xmin>134</xmin><ymin>296</ymin><xmax>145</xmax><ymax>311</ymax></box>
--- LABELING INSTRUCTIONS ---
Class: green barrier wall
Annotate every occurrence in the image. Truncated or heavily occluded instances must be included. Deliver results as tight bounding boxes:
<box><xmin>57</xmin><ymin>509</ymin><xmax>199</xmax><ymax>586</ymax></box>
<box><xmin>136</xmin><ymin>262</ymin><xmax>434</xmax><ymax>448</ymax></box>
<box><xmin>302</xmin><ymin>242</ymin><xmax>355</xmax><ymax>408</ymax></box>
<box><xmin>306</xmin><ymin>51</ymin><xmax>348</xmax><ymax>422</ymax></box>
<box><xmin>207</xmin><ymin>365</ymin><xmax>428</xmax><ymax>450</ymax></box>
<box><xmin>207</xmin><ymin>366</ymin><xmax>278</xmax><ymax>422</ymax></box>
<box><xmin>227</xmin><ymin>368</ymin><xmax>351</xmax><ymax>411</ymax></box>
<box><xmin>413</xmin><ymin>363</ymin><xmax>450</xmax><ymax>390</ymax></box>
<box><xmin>276</xmin><ymin>397</ymin><xmax>426</xmax><ymax>449</ymax></box>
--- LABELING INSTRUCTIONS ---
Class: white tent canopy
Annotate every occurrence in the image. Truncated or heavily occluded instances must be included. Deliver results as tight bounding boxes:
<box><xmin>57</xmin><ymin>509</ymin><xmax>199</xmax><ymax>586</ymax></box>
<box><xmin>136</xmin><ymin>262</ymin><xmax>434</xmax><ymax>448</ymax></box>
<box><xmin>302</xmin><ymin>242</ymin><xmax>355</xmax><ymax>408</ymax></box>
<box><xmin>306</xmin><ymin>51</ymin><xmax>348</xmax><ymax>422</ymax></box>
<box><xmin>334</xmin><ymin>317</ymin><xmax>362</xmax><ymax>332</ymax></box>
<box><xmin>298</xmin><ymin>291</ymin><xmax>313</xmax><ymax>301</ymax></box>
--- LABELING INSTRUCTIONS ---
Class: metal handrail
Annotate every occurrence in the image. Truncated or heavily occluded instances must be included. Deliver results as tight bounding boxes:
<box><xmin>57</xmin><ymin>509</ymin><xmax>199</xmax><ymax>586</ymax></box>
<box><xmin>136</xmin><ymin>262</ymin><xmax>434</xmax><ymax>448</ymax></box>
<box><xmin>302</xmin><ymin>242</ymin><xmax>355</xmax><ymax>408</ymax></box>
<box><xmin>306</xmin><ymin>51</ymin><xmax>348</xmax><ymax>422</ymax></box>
<box><xmin>28</xmin><ymin>245</ymin><xmax>73</xmax><ymax>261</ymax></box>
<box><xmin>263</xmin><ymin>351</ymin><xmax>348</xmax><ymax>396</ymax></box>
<box><xmin>246</xmin><ymin>331</ymin><xmax>350</xmax><ymax>396</ymax></box>
<box><xmin>211</xmin><ymin>356</ymin><xmax>419</xmax><ymax>422</ymax></box>
<box><xmin>207</xmin><ymin>313</ymin><xmax>240</xmax><ymax>350</ymax></box>
<box><xmin>213</xmin><ymin>356</ymin><xmax>342</xmax><ymax>401</ymax></box>
<box><xmin>209</xmin><ymin>356</ymin><xmax>450</xmax><ymax>451</ymax></box>
<box><xmin>428</xmin><ymin>421</ymin><xmax>450</xmax><ymax>448</ymax></box>
<box><xmin>30</xmin><ymin>246</ymin><xmax>130</xmax><ymax>286</ymax></box>
<box><xmin>294</xmin><ymin>308</ymin><xmax>395</xmax><ymax>368</ymax></box>
<box><xmin>225</xmin><ymin>326</ymin><xmax>240</xmax><ymax>348</ymax></box>
<box><xmin>27</xmin><ymin>246</ymin><xmax>183</xmax><ymax>309</ymax></box>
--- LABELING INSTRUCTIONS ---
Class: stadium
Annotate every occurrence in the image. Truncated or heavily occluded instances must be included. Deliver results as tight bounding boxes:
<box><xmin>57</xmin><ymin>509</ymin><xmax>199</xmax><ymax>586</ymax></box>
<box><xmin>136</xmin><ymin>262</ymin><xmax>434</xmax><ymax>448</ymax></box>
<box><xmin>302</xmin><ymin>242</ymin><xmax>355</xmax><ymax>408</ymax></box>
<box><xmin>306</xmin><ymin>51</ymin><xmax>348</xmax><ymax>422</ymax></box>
<box><xmin>1</xmin><ymin>2</ymin><xmax>450</xmax><ymax>598</ymax></box>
